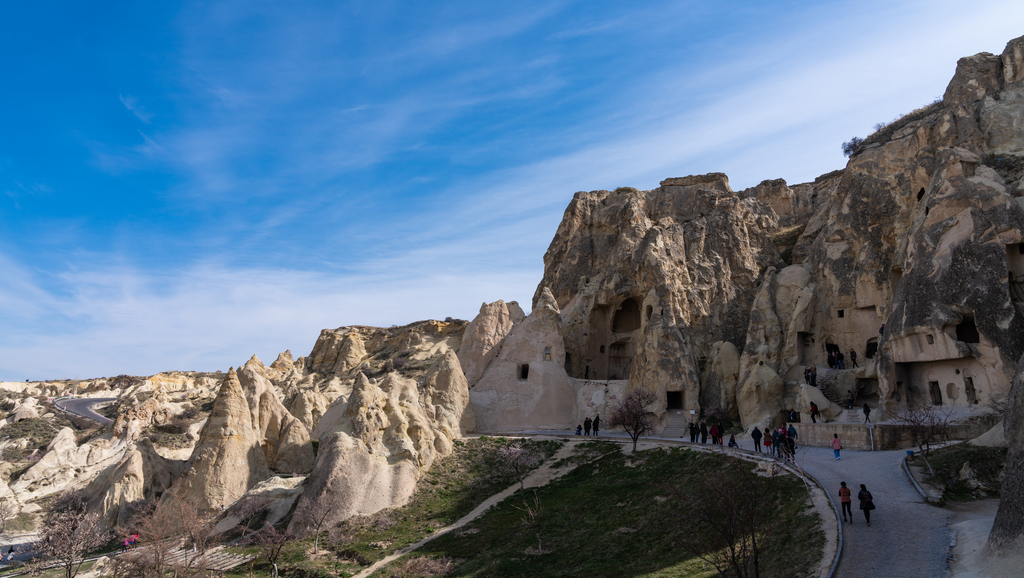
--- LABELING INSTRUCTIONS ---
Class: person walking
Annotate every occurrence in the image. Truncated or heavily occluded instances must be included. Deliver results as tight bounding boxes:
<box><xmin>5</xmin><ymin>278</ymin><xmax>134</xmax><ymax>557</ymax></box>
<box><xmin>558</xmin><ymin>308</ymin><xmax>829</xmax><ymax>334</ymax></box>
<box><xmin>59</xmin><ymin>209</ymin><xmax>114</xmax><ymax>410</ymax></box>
<box><xmin>827</xmin><ymin>351</ymin><xmax>836</xmax><ymax>369</ymax></box>
<box><xmin>810</xmin><ymin>365</ymin><xmax>817</xmax><ymax>387</ymax></box>
<box><xmin>804</xmin><ymin>366</ymin><xmax>812</xmax><ymax>385</ymax></box>
<box><xmin>850</xmin><ymin>349</ymin><xmax>858</xmax><ymax>368</ymax></box>
<box><xmin>584</xmin><ymin>416</ymin><xmax>592</xmax><ymax>436</ymax></box>
<box><xmin>839</xmin><ymin>482</ymin><xmax>853</xmax><ymax>523</ymax></box>
<box><xmin>836</xmin><ymin>351</ymin><xmax>845</xmax><ymax>369</ymax></box>
<box><xmin>831</xmin><ymin>433</ymin><xmax>842</xmax><ymax>460</ymax></box>
<box><xmin>863</xmin><ymin>403</ymin><xmax>872</xmax><ymax>424</ymax></box>
<box><xmin>858</xmin><ymin>484</ymin><xmax>875</xmax><ymax>526</ymax></box>
<box><xmin>787</xmin><ymin>424</ymin><xmax>798</xmax><ymax>447</ymax></box>
<box><xmin>763</xmin><ymin>427</ymin><xmax>773</xmax><ymax>456</ymax></box>
<box><xmin>593</xmin><ymin>414</ymin><xmax>600</xmax><ymax>436</ymax></box>
<box><xmin>809</xmin><ymin>401</ymin><xmax>819</xmax><ymax>423</ymax></box>
<box><xmin>771</xmin><ymin>428</ymin><xmax>782</xmax><ymax>457</ymax></box>
<box><xmin>846</xmin><ymin>390</ymin><xmax>855</xmax><ymax>409</ymax></box>
<box><xmin>751</xmin><ymin>426</ymin><xmax>763</xmax><ymax>452</ymax></box>
<box><xmin>688</xmin><ymin>422</ymin><xmax>697</xmax><ymax>443</ymax></box>
<box><xmin>716</xmin><ymin>423</ymin><xmax>725</xmax><ymax>445</ymax></box>
<box><xmin>699</xmin><ymin>421</ymin><xmax>708</xmax><ymax>444</ymax></box>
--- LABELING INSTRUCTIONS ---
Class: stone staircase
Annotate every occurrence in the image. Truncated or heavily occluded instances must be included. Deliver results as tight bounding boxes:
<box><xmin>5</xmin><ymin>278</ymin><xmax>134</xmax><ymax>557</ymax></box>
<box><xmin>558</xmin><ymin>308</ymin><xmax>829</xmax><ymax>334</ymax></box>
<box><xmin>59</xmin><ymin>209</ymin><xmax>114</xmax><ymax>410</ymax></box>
<box><xmin>128</xmin><ymin>545</ymin><xmax>256</xmax><ymax>572</ymax></box>
<box><xmin>662</xmin><ymin>411</ymin><xmax>689</xmax><ymax>438</ymax></box>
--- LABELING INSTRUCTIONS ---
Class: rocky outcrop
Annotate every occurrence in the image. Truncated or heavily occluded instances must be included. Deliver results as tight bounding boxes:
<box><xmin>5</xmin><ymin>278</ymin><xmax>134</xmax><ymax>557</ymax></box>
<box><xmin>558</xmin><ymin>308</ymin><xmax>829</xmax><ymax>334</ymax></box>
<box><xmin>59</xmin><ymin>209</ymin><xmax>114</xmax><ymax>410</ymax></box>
<box><xmin>270</xmin><ymin>350</ymin><xmax>295</xmax><ymax>371</ymax></box>
<box><xmin>290</xmin><ymin>365</ymin><xmax>473</xmax><ymax>529</ymax></box>
<box><xmin>307</xmin><ymin>331</ymin><xmax>368</xmax><ymax>374</ymax></box>
<box><xmin>84</xmin><ymin>438</ymin><xmax>182</xmax><ymax>528</ymax></box>
<box><xmin>700</xmin><ymin>341</ymin><xmax>740</xmax><ymax>420</ymax></box>
<box><xmin>286</xmin><ymin>389</ymin><xmax>329</xmax><ymax>433</ymax></box>
<box><xmin>10</xmin><ymin>398</ymin><xmax>40</xmax><ymax>423</ymax></box>
<box><xmin>111</xmin><ymin>397</ymin><xmax>175</xmax><ymax>440</ymax></box>
<box><xmin>237</xmin><ymin>357</ymin><xmax>315</xmax><ymax>474</ymax></box>
<box><xmin>457</xmin><ymin>300</ymin><xmax>524</xmax><ymax>386</ymax></box>
<box><xmin>165</xmin><ymin>369</ymin><xmax>270</xmax><ymax>513</ymax></box>
<box><xmin>470</xmin><ymin>288</ymin><xmax>577</xmax><ymax>431</ymax></box>
<box><xmin>9</xmin><ymin>428</ymin><xmax>131</xmax><ymax>502</ymax></box>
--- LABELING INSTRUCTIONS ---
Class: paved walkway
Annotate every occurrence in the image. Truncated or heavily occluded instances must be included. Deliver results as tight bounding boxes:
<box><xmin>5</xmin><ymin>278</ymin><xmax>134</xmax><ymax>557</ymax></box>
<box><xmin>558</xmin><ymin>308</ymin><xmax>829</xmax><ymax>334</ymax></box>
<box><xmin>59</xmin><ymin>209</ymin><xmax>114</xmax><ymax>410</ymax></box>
<box><xmin>796</xmin><ymin>445</ymin><xmax>952</xmax><ymax>578</ymax></box>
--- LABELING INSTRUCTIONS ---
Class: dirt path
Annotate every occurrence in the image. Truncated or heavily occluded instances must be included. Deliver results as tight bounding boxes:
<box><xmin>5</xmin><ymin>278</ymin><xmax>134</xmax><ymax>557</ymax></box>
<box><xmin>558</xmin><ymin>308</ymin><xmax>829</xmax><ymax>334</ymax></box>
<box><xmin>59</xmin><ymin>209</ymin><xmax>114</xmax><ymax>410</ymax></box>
<box><xmin>352</xmin><ymin>440</ymin><xmax>582</xmax><ymax>578</ymax></box>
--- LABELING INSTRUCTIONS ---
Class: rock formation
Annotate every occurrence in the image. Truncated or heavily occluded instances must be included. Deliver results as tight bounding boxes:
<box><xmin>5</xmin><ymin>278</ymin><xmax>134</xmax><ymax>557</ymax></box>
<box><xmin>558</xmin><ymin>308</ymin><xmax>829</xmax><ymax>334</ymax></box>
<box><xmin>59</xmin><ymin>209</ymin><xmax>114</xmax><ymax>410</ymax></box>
<box><xmin>165</xmin><ymin>369</ymin><xmax>270</xmax><ymax>513</ymax></box>
<box><xmin>84</xmin><ymin>438</ymin><xmax>182</xmax><ymax>528</ymax></box>
<box><xmin>9</xmin><ymin>428</ymin><xmax>131</xmax><ymax>503</ymax></box>
<box><xmin>290</xmin><ymin>358</ymin><xmax>473</xmax><ymax>529</ymax></box>
<box><xmin>457</xmin><ymin>300</ymin><xmax>525</xmax><ymax>386</ymax></box>
<box><xmin>237</xmin><ymin>356</ymin><xmax>315</xmax><ymax>474</ymax></box>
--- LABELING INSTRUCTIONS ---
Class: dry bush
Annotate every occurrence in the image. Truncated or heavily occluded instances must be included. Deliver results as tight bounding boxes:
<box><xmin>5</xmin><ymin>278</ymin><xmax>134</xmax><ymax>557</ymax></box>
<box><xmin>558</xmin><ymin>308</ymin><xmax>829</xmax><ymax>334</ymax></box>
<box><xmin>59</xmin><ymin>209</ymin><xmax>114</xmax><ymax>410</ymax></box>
<box><xmin>380</xmin><ymin>556</ymin><xmax>455</xmax><ymax>577</ymax></box>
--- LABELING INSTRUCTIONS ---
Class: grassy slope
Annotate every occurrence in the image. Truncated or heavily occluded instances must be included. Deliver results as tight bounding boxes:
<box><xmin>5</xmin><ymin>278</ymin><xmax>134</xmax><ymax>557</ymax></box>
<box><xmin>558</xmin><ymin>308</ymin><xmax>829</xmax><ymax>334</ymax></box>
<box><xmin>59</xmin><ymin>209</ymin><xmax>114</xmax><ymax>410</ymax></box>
<box><xmin>398</xmin><ymin>444</ymin><xmax>823</xmax><ymax>578</ymax></box>
<box><xmin>921</xmin><ymin>443</ymin><xmax>1008</xmax><ymax>502</ymax></box>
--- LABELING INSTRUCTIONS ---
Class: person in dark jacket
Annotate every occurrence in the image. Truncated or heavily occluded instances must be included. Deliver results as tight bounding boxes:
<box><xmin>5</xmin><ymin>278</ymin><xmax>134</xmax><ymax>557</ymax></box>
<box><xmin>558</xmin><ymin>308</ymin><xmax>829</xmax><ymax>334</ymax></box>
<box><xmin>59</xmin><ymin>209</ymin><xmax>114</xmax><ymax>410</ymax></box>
<box><xmin>699</xmin><ymin>421</ymin><xmax>708</xmax><ymax>444</ymax></box>
<box><xmin>709</xmin><ymin>423</ymin><xmax>719</xmax><ymax>445</ymax></box>
<box><xmin>593</xmin><ymin>414</ymin><xmax>601</xmax><ymax>436</ymax></box>
<box><xmin>858</xmin><ymin>484</ymin><xmax>875</xmax><ymax>526</ymax></box>
<box><xmin>688</xmin><ymin>422</ymin><xmax>697</xmax><ymax>443</ymax></box>
<box><xmin>751</xmin><ymin>426</ymin><xmax>763</xmax><ymax>452</ymax></box>
<box><xmin>863</xmin><ymin>403</ymin><xmax>871</xmax><ymax>424</ymax></box>
<box><xmin>727</xmin><ymin>435</ymin><xmax>738</xmax><ymax>448</ymax></box>
<box><xmin>771</xmin><ymin>428</ymin><xmax>782</xmax><ymax>457</ymax></box>
<box><xmin>849</xmin><ymin>349</ymin><xmax>858</xmax><ymax>368</ymax></box>
<box><xmin>810</xmin><ymin>365</ymin><xmax>817</xmax><ymax>387</ymax></box>
<box><xmin>836</xmin><ymin>351</ymin><xmax>845</xmax><ymax>369</ymax></box>
<box><xmin>809</xmin><ymin>402</ymin><xmax>820</xmax><ymax>423</ymax></box>
<box><xmin>787</xmin><ymin>424</ymin><xmax>798</xmax><ymax>442</ymax></box>
<box><xmin>575</xmin><ymin>424</ymin><xmax>582</xmax><ymax>435</ymax></box>
<box><xmin>584</xmin><ymin>416</ymin><xmax>592</xmax><ymax>435</ymax></box>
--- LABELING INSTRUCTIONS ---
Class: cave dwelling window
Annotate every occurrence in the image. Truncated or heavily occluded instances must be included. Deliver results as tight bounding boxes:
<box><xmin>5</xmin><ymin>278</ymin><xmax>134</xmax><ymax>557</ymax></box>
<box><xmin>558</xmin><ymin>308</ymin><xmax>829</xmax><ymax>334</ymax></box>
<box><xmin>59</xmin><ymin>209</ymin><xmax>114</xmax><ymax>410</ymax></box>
<box><xmin>519</xmin><ymin>364</ymin><xmax>530</xmax><ymax>380</ymax></box>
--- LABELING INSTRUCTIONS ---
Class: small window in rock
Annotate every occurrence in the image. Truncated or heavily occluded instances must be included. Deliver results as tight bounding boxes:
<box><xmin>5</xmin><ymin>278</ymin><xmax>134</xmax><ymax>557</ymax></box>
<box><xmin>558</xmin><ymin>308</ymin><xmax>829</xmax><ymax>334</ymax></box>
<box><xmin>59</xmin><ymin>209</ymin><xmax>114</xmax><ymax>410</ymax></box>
<box><xmin>925</xmin><ymin>206</ymin><xmax>930</xmax><ymax>216</ymax></box>
<box><xmin>519</xmin><ymin>364</ymin><xmax>530</xmax><ymax>380</ymax></box>
<box><xmin>584</xmin><ymin>365</ymin><xmax>590</xmax><ymax>379</ymax></box>
<box><xmin>956</xmin><ymin>315</ymin><xmax>981</xmax><ymax>344</ymax></box>
<box><xmin>544</xmin><ymin>347</ymin><xmax>551</xmax><ymax>361</ymax></box>
<box><xmin>917</xmin><ymin>188</ymin><xmax>925</xmax><ymax>201</ymax></box>
<box><xmin>926</xmin><ymin>334</ymin><xmax>934</xmax><ymax>344</ymax></box>
<box><xmin>837</xmin><ymin>310</ymin><xmax>845</xmax><ymax>318</ymax></box>
<box><xmin>1018</xmin><ymin>243</ymin><xmax>1024</xmax><ymax>255</ymax></box>
<box><xmin>599</xmin><ymin>345</ymin><xmax>605</xmax><ymax>353</ymax></box>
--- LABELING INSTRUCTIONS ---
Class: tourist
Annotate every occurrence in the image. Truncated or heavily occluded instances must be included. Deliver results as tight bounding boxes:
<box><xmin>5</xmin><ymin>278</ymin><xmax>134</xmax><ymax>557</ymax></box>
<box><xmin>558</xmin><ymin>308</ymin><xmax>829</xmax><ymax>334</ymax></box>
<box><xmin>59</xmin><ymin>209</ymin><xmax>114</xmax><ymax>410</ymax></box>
<box><xmin>593</xmin><ymin>414</ymin><xmax>601</xmax><ymax>436</ymax></box>
<box><xmin>688</xmin><ymin>422</ymin><xmax>697</xmax><ymax>443</ymax></box>
<box><xmin>858</xmin><ymin>484</ymin><xmax>875</xmax><ymax>526</ymax></box>
<box><xmin>575</xmin><ymin>424</ymin><xmax>582</xmax><ymax>435</ymax></box>
<box><xmin>717</xmin><ymin>423</ymin><xmax>725</xmax><ymax>444</ymax></box>
<box><xmin>810</xmin><ymin>365</ymin><xmax>817</xmax><ymax>387</ymax></box>
<box><xmin>809</xmin><ymin>402</ymin><xmax>819</xmax><ymax>423</ymax></box>
<box><xmin>863</xmin><ymin>403</ymin><xmax>871</xmax><ymax>424</ymax></box>
<box><xmin>804</xmin><ymin>366</ymin><xmax>812</xmax><ymax>385</ymax></box>
<box><xmin>727</xmin><ymin>434</ymin><xmax>738</xmax><ymax>448</ymax></box>
<box><xmin>831</xmin><ymin>433</ymin><xmax>842</xmax><ymax>460</ymax></box>
<box><xmin>763</xmin><ymin>428</ymin><xmax>773</xmax><ymax>455</ymax></box>
<box><xmin>751</xmin><ymin>426</ymin><xmax>763</xmax><ymax>452</ymax></box>
<box><xmin>839</xmin><ymin>482</ymin><xmax>853</xmax><ymax>523</ymax></box>
<box><xmin>850</xmin><ymin>349</ymin><xmax>858</xmax><ymax>368</ymax></box>
<box><xmin>771</xmin><ymin>428</ymin><xmax>781</xmax><ymax>457</ymax></box>
<box><xmin>709</xmin><ymin>423</ymin><xmax>719</xmax><ymax>445</ymax></box>
<box><xmin>879</xmin><ymin>324</ymin><xmax>885</xmax><ymax>336</ymax></box>
<box><xmin>584</xmin><ymin>416</ymin><xmax>592</xmax><ymax>436</ymax></box>
<box><xmin>787</xmin><ymin>423</ymin><xmax>797</xmax><ymax>445</ymax></box>
<box><xmin>700</xmin><ymin>421</ymin><xmax>708</xmax><ymax>444</ymax></box>
<box><xmin>827</xmin><ymin>351</ymin><xmax>836</xmax><ymax>369</ymax></box>
<box><xmin>846</xmin><ymin>390</ymin><xmax>854</xmax><ymax>409</ymax></box>
<box><xmin>836</xmin><ymin>351</ymin><xmax>845</xmax><ymax>369</ymax></box>
<box><xmin>785</xmin><ymin>435</ymin><xmax>796</xmax><ymax>460</ymax></box>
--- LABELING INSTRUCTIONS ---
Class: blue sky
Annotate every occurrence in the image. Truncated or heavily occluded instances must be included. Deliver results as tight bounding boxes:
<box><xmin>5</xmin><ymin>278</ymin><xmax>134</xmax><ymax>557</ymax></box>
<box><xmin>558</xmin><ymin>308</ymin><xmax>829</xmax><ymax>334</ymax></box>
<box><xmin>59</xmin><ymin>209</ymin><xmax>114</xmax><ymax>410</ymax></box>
<box><xmin>2</xmin><ymin>1</ymin><xmax>1022</xmax><ymax>381</ymax></box>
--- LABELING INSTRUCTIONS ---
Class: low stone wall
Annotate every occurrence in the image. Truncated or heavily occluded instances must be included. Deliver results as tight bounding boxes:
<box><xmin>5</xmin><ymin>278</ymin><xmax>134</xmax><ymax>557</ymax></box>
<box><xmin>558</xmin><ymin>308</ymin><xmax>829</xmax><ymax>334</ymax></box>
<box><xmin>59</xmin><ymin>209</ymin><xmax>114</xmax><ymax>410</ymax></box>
<box><xmin>792</xmin><ymin>416</ymin><xmax>1001</xmax><ymax>451</ymax></box>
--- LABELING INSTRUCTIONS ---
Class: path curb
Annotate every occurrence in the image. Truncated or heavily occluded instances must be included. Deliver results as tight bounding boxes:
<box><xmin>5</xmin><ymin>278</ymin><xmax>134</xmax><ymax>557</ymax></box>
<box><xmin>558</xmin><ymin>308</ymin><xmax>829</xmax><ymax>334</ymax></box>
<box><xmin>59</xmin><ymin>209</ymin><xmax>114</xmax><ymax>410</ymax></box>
<box><xmin>902</xmin><ymin>455</ymin><xmax>935</xmax><ymax>503</ymax></box>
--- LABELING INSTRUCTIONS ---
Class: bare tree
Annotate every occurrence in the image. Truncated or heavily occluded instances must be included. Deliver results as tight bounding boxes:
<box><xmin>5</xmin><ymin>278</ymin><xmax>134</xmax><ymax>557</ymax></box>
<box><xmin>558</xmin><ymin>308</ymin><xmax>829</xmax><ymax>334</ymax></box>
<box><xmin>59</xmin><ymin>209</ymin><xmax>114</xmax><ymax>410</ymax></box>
<box><xmin>608</xmin><ymin>388</ymin><xmax>658</xmax><ymax>452</ymax></box>
<box><xmin>255</xmin><ymin>524</ymin><xmax>290</xmax><ymax>578</ymax></box>
<box><xmin>292</xmin><ymin>492</ymin><xmax>339</xmax><ymax>555</ymax></box>
<box><xmin>890</xmin><ymin>404</ymin><xmax>952</xmax><ymax>476</ymax></box>
<box><xmin>230</xmin><ymin>495</ymin><xmax>272</xmax><ymax>540</ymax></box>
<box><xmin>36</xmin><ymin>490</ymin><xmax>109</xmax><ymax>578</ymax></box>
<box><xmin>673</xmin><ymin>462</ymin><xmax>786</xmax><ymax>578</ymax></box>
<box><xmin>496</xmin><ymin>441</ymin><xmax>542</xmax><ymax>490</ymax></box>
<box><xmin>0</xmin><ymin>500</ymin><xmax>15</xmax><ymax>538</ymax></box>
<box><xmin>111</xmin><ymin>499</ymin><xmax>178</xmax><ymax>578</ymax></box>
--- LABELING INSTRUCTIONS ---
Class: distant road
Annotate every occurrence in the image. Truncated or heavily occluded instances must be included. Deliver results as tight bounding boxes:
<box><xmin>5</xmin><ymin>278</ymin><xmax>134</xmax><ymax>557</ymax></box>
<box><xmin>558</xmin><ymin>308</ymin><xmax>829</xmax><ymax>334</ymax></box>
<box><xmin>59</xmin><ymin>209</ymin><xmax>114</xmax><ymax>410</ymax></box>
<box><xmin>54</xmin><ymin>397</ymin><xmax>116</xmax><ymax>426</ymax></box>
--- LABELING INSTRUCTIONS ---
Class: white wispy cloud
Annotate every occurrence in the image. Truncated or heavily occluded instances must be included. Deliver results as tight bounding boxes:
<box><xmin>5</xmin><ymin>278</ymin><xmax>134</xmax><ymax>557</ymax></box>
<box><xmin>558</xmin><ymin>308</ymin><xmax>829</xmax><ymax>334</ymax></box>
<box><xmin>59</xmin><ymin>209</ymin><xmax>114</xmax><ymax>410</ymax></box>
<box><xmin>119</xmin><ymin>94</ymin><xmax>153</xmax><ymax>123</ymax></box>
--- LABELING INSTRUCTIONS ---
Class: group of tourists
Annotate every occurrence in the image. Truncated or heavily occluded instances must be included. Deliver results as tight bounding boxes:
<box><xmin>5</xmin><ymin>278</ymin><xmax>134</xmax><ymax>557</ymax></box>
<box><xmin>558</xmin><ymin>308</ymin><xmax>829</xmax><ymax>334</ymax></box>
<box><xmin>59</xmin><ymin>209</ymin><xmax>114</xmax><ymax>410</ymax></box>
<box><xmin>838</xmin><ymin>481</ymin><xmax>876</xmax><ymax>526</ymax></box>
<box><xmin>750</xmin><ymin>424</ymin><xmax>799</xmax><ymax>459</ymax></box>
<box><xmin>574</xmin><ymin>414</ymin><xmax>600</xmax><ymax>436</ymax></box>
<box><xmin>120</xmin><ymin>533</ymin><xmax>140</xmax><ymax>552</ymax></box>
<box><xmin>687</xmin><ymin>421</ymin><xmax>729</xmax><ymax>445</ymax></box>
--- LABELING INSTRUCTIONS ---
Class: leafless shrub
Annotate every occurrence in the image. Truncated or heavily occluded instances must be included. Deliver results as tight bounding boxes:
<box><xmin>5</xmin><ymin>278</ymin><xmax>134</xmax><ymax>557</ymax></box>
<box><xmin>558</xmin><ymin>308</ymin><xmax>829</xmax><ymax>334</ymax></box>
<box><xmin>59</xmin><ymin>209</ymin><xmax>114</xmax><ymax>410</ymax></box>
<box><xmin>255</xmin><ymin>524</ymin><xmax>291</xmax><ymax>578</ymax></box>
<box><xmin>382</xmin><ymin>555</ymin><xmax>456</xmax><ymax>577</ymax></box>
<box><xmin>36</xmin><ymin>490</ymin><xmax>109</xmax><ymax>578</ymax></box>
<box><xmin>512</xmin><ymin>491</ymin><xmax>543</xmax><ymax>554</ymax></box>
<box><xmin>495</xmin><ymin>442</ymin><xmax>542</xmax><ymax>490</ymax></box>
<box><xmin>890</xmin><ymin>404</ymin><xmax>953</xmax><ymax>476</ymax></box>
<box><xmin>672</xmin><ymin>462</ymin><xmax>787</xmax><ymax>578</ymax></box>
<box><xmin>608</xmin><ymin>388</ymin><xmax>659</xmax><ymax>452</ymax></box>
<box><xmin>229</xmin><ymin>496</ymin><xmax>272</xmax><ymax>539</ymax></box>
<box><xmin>293</xmin><ymin>490</ymin><xmax>340</xmax><ymax>555</ymax></box>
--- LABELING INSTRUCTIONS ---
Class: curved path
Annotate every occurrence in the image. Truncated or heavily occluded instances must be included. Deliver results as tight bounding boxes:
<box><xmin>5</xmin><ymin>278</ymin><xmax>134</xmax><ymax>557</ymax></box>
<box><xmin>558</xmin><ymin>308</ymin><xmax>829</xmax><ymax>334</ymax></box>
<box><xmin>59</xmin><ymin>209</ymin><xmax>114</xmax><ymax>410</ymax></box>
<box><xmin>54</xmin><ymin>397</ymin><xmax>116</xmax><ymax>426</ymax></box>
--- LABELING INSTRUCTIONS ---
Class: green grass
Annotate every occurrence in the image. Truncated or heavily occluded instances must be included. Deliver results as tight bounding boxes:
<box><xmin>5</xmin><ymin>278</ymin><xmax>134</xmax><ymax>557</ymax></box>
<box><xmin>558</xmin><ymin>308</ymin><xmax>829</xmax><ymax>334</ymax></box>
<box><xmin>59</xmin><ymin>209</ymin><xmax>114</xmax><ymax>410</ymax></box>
<box><xmin>921</xmin><ymin>443</ymin><xmax>1008</xmax><ymax>502</ymax></box>
<box><xmin>219</xmin><ymin>436</ymin><xmax>562</xmax><ymax>577</ymax></box>
<box><xmin>389</xmin><ymin>445</ymin><xmax>822</xmax><ymax>578</ymax></box>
